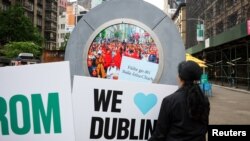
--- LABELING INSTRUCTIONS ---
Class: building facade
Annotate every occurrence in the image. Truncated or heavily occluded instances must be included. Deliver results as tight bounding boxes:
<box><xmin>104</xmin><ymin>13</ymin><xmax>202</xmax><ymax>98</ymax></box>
<box><xmin>164</xmin><ymin>0</ymin><xmax>186</xmax><ymax>22</ymax></box>
<box><xmin>186</xmin><ymin>0</ymin><xmax>250</xmax><ymax>90</ymax></box>
<box><xmin>57</xmin><ymin>11</ymin><xmax>67</xmax><ymax>49</ymax></box>
<box><xmin>78</xmin><ymin>0</ymin><xmax>91</xmax><ymax>10</ymax></box>
<box><xmin>185</xmin><ymin>0</ymin><xmax>205</xmax><ymax>48</ymax></box>
<box><xmin>45</xmin><ymin>0</ymin><xmax>58</xmax><ymax>50</ymax></box>
<box><xmin>66</xmin><ymin>1</ymin><xmax>88</xmax><ymax>32</ymax></box>
<box><xmin>0</xmin><ymin>0</ymin><xmax>59</xmax><ymax>50</ymax></box>
<box><xmin>172</xmin><ymin>3</ymin><xmax>186</xmax><ymax>47</ymax></box>
<box><xmin>0</xmin><ymin>0</ymin><xmax>46</xmax><ymax>37</ymax></box>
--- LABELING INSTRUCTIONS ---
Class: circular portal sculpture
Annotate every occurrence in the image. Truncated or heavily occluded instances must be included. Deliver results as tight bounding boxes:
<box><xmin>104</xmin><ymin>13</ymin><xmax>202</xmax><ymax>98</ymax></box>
<box><xmin>65</xmin><ymin>0</ymin><xmax>185</xmax><ymax>85</ymax></box>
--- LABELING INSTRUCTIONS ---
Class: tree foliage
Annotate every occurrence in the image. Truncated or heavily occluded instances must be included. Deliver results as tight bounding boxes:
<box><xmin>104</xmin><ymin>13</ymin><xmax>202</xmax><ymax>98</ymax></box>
<box><xmin>101</xmin><ymin>30</ymin><xmax>106</xmax><ymax>39</ymax></box>
<box><xmin>0</xmin><ymin>5</ymin><xmax>43</xmax><ymax>46</ymax></box>
<box><xmin>60</xmin><ymin>33</ymin><xmax>70</xmax><ymax>50</ymax></box>
<box><xmin>114</xmin><ymin>31</ymin><xmax>122</xmax><ymax>38</ymax></box>
<box><xmin>1</xmin><ymin>42</ymin><xmax>42</xmax><ymax>59</ymax></box>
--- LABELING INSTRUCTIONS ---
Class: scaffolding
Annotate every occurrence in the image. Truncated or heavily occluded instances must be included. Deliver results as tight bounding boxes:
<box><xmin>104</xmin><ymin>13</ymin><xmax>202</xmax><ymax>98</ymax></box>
<box><xmin>186</xmin><ymin>0</ymin><xmax>205</xmax><ymax>48</ymax></box>
<box><xmin>187</xmin><ymin>0</ymin><xmax>250</xmax><ymax>90</ymax></box>
<box><xmin>202</xmin><ymin>38</ymin><xmax>250</xmax><ymax>90</ymax></box>
<box><xmin>205</xmin><ymin>0</ymin><xmax>250</xmax><ymax>38</ymax></box>
<box><xmin>186</xmin><ymin>0</ymin><xmax>250</xmax><ymax>48</ymax></box>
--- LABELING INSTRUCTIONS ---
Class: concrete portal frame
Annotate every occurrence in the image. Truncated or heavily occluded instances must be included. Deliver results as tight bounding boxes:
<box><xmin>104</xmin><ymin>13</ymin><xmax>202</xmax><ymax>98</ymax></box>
<box><xmin>83</xmin><ymin>19</ymin><xmax>164</xmax><ymax>83</ymax></box>
<box><xmin>65</xmin><ymin>0</ymin><xmax>185</xmax><ymax>85</ymax></box>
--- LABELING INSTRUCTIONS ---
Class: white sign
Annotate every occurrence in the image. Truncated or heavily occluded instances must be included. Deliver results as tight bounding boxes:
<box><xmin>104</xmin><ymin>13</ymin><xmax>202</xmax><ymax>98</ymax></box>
<box><xmin>205</xmin><ymin>38</ymin><xmax>210</xmax><ymax>48</ymax></box>
<box><xmin>119</xmin><ymin>56</ymin><xmax>159</xmax><ymax>83</ymax></box>
<box><xmin>197</xmin><ymin>24</ymin><xmax>204</xmax><ymax>41</ymax></box>
<box><xmin>0</xmin><ymin>62</ymin><xmax>75</xmax><ymax>141</ymax></box>
<box><xmin>72</xmin><ymin>76</ymin><xmax>178</xmax><ymax>141</ymax></box>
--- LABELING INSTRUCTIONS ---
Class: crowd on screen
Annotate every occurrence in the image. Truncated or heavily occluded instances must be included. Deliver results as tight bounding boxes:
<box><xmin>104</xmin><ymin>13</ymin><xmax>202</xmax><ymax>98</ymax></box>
<box><xmin>87</xmin><ymin>38</ymin><xmax>159</xmax><ymax>79</ymax></box>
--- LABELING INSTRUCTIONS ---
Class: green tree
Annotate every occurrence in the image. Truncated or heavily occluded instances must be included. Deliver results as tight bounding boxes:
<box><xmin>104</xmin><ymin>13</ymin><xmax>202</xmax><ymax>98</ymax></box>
<box><xmin>1</xmin><ymin>42</ymin><xmax>42</xmax><ymax>59</ymax></box>
<box><xmin>0</xmin><ymin>5</ymin><xmax>43</xmax><ymax>46</ymax></box>
<box><xmin>114</xmin><ymin>31</ymin><xmax>121</xmax><ymax>39</ymax></box>
<box><xmin>101</xmin><ymin>30</ymin><xmax>106</xmax><ymax>39</ymax></box>
<box><xmin>60</xmin><ymin>33</ymin><xmax>70</xmax><ymax>50</ymax></box>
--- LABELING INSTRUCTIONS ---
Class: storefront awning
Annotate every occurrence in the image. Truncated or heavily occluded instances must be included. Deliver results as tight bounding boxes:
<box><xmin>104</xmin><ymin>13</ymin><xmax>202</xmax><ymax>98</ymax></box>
<box><xmin>186</xmin><ymin>53</ymin><xmax>207</xmax><ymax>68</ymax></box>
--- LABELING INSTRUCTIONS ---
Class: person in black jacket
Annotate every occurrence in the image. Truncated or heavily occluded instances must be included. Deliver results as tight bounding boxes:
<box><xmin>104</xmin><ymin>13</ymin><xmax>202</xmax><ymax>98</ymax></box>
<box><xmin>148</xmin><ymin>61</ymin><xmax>210</xmax><ymax>141</ymax></box>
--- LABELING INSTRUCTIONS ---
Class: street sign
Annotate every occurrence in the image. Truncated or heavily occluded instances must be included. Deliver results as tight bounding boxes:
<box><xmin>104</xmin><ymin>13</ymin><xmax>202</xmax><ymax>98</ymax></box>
<box><xmin>205</xmin><ymin>38</ymin><xmax>210</xmax><ymax>48</ymax></box>
<box><xmin>247</xmin><ymin>20</ymin><xmax>250</xmax><ymax>35</ymax></box>
<box><xmin>201</xmin><ymin>73</ymin><xmax>208</xmax><ymax>84</ymax></box>
<box><xmin>197</xmin><ymin>24</ymin><xmax>204</xmax><ymax>41</ymax></box>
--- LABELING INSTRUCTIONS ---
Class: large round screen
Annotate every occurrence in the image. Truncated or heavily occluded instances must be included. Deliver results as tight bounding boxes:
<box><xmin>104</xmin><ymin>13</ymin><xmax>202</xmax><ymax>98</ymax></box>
<box><xmin>87</xmin><ymin>23</ymin><xmax>160</xmax><ymax>83</ymax></box>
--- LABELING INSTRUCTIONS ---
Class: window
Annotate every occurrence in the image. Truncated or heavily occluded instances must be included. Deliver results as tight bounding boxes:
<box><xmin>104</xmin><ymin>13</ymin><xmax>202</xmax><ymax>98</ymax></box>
<box><xmin>206</xmin><ymin>28</ymin><xmax>213</xmax><ymax>38</ymax></box>
<box><xmin>216</xmin><ymin>1</ymin><xmax>223</xmax><ymax>15</ymax></box>
<box><xmin>206</xmin><ymin>8</ymin><xmax>213</xmax><ymax>20</ymax></box>
<box><xmin>61</xmin><ymin>33</ymin><xmax>65</xmax><ymax>39</ymax></box>
<box><xmin>227</xmin><ymin>0</ymin><xmax>238</xmax><ymax>7</ymax></box>
<box><xmin>227</xmin><ymin>12</ymin><xmax>237</xmax><ymax>29</ymax></box>
<box><xmin>216</xmin><ymin>22</ymin><xmax>223</xmax><ymax>35</ymax></box>
<box><xmin>37</xmin><ymin>18</ymin><xmax>42</xmax><ymax>26</ymax></box>
<box><xmin>2</xmin><ymin>4</ymin><xmax>10</xmax><ymax>11</ymax></box>
<box><xmin>61</xmin><ymin>24</ymin><xmax>65</xmax><ymax>29</ymax></box>
<box><xmin>37</xmin><ymin>7</ymin><xmax>42</xmax><ymax>15</ymax></box>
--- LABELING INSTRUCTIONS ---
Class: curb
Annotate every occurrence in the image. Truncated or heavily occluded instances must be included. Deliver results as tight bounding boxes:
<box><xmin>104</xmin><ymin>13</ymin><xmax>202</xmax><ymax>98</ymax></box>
<box><xmin>213</xmin><ymin>84</ymin><xmax>250</xmax><ymax>94</ymax></box>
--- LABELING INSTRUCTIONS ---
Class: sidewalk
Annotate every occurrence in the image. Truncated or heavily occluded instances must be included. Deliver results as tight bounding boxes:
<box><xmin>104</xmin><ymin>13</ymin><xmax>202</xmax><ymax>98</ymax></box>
<box><xmin>213</xmin><ymin>84</ymin><xmax>250</xmax><ymax>94</ymax></box>
<box><xmin>209</xmin><ymin>85</ymin><xmax>250</xmax><ymax>124</ymax></box>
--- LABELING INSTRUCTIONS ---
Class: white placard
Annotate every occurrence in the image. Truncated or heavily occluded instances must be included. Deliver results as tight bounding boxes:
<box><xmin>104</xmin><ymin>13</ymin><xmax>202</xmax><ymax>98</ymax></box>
<box><xmin>0</xmin><ymin>62</ymin><xmax>75</xmax><ymax>141</ymax></box>
<box><xmin>72</xmin><ymin>76</ymin><xmax>178</xmax><ymax>141</ymax></box>
<box><xmin>119</xmin><ymin>56</ymin><xmax>159</xmax><ymax>83</ymax></box>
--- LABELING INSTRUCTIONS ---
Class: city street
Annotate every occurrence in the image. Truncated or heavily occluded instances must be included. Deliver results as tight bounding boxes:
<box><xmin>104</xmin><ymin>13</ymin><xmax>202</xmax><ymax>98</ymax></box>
<box><xmin>209</xmin><ymin>85</ymin><xmax>250</xmax><ymax>124</ymax></box>
<box><xmin>1</xmin><ymin>0</ymin><xmax>250</xmax><ymax>140</ymax></box>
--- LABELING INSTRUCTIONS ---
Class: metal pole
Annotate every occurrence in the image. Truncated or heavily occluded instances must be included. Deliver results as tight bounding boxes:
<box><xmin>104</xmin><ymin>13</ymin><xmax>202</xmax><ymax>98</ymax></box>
<box><xmin>230</xmin><ymin>46</ymin><xmax>232</xmax><ymax>87</ymax></box>
<box><xmin>235</xmin><ymin>45</ymin><xmax>237</xmax><ymax>88</ymax></box>
<box><xmin>221</xmin><ymin>49</ymin><xmax>223</xmax><ymax>86</ymax></box>
<box><xmin>75</xmin><ymin>0</ymin><xmax>78</xmax><ymax>26</ymax></box>
<box><xmin>215</xmin><ymin>50</ymin><xmax>217</xmax><ymax>84</ymax></box>
<box><xmin>187</xmin><ymin>18</ymin><xmax>205</xmax><ymax>73</ymax></box>
<box><xmin>247</xmin><ymin>41</ymin><xmax>249</xmax><ymax>90</ymax></box>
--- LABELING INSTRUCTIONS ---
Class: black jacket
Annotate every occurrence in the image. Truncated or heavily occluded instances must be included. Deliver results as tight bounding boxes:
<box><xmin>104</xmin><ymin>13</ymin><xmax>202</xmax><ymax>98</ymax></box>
<box><xmin>148</xmin><ymin>88</ymin><xmax>210</xmax><ymax>141</ymax></box>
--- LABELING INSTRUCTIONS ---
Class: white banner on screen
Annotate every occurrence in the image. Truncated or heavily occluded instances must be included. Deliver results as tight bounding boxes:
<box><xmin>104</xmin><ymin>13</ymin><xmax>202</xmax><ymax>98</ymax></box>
<box><xmin>72</xmin><ymin>76</ymin><xmax>178</xmax><ymax>141</ymax></box>
<box><xmin>0</xmin><ymin>62</ymin><xmax>75</xmax><ymax>141</ymax></box>
<box><xmin>119</xmin><ymin>56</ymin><xmax>159</xmax><ymax>82</ymax></box>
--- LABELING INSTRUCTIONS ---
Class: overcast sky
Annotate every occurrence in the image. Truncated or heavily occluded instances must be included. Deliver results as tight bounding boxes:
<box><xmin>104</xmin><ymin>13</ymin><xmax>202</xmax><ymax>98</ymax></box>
<box><xmin>144</xmin><ymin>0</ymin><xmax>164</xmax><ymax>10</ymax></box>
<box><xmin>67</xmin><ymin>0</ymin><xmax>164</xmax><ymax>10</ymax></box>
